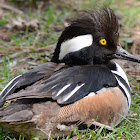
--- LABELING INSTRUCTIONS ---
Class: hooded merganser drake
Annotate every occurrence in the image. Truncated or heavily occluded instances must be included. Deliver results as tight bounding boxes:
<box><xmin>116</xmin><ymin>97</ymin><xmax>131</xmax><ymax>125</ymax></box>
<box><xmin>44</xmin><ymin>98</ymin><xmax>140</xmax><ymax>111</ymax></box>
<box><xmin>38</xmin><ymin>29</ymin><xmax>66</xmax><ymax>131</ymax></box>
<box><xmin>0</xmin><ymin>7</ymin><xmax>140</xmax><ymax>139</ymax></box>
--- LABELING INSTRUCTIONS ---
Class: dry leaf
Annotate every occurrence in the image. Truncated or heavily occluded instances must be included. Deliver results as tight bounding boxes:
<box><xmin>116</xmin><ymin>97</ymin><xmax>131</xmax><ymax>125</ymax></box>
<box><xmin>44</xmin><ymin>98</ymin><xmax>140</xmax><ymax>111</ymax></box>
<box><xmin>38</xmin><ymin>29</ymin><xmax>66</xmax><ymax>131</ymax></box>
<box><xmin>6</xmin><ymin>17</ymin><xmax>39</xmax><ymax>31</ymax></box>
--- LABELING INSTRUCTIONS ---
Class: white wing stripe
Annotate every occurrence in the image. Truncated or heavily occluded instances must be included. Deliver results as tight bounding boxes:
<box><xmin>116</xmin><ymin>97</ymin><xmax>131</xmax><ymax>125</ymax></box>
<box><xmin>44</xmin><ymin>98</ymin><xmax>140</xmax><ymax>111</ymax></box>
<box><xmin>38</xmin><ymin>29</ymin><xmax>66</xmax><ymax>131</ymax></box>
<box><xmin>55</xmin><ymin>84</ymin><xmax>71</xmax><ymax>97</ymax></box>
<box><xmin>0</xmin><ymin>75</ymin><xmax>21</xmax><ymax>96</ymax></box>
<box><xmin>1</xmin><ymin>81</ymin><xmax>19</xmax><ymax>100</ymax></box>
<box><xmin>60</xmin><ymin>83</ymin><xmax>85</xmax><ymax>103</ymax></box>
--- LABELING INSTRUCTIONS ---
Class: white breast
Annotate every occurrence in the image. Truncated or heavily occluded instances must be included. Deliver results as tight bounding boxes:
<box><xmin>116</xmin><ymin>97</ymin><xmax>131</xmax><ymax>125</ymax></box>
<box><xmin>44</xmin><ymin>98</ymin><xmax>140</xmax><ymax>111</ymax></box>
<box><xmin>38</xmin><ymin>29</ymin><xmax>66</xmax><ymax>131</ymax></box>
<box><xmin>112</xmin><ymin>62</ymin><xmax>130</xmax><ymax>86</ymax></box>
<box><xmin>111</xmin><ymin>62</ymin><xmax>131</xmax><ymax>108</ymax></box>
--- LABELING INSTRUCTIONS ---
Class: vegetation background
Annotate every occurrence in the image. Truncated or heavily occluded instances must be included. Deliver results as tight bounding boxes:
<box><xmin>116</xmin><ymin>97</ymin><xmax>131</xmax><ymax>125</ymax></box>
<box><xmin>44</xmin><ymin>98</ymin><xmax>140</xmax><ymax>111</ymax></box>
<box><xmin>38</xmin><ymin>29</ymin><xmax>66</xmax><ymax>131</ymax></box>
<box><xmin>0</xmin><ymin>0</ymin><xmax>139</xmax><ymax>139</ymax></box>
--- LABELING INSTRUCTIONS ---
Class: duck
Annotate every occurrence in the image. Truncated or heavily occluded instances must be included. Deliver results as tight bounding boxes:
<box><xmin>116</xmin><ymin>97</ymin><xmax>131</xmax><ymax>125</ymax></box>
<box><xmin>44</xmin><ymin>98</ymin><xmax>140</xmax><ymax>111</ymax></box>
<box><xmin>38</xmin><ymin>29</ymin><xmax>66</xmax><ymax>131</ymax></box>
<box><xmin>0</xmin><ymin>7</ymin><xmax>140</xmax><ymax>139</ymax></box>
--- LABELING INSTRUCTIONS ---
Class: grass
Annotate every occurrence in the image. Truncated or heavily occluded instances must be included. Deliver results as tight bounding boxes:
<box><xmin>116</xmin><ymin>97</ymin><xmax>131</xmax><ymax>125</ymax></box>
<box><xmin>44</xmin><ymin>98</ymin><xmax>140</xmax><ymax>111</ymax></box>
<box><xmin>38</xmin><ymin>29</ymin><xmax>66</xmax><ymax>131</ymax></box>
<box><xmin>0</xmin><ymin>0</ymin><xmax>140</xmax><ymax>139</ymax></box>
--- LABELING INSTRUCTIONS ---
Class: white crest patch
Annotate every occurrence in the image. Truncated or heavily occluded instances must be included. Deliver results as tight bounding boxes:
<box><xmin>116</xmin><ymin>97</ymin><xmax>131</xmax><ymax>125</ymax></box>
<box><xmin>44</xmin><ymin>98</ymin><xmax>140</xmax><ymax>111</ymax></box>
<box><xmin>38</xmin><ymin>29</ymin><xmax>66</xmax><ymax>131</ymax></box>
<box><xmin>59</xmin><ymin>34</ymin><xmax>93</xmax><ymax>60</ymax></box>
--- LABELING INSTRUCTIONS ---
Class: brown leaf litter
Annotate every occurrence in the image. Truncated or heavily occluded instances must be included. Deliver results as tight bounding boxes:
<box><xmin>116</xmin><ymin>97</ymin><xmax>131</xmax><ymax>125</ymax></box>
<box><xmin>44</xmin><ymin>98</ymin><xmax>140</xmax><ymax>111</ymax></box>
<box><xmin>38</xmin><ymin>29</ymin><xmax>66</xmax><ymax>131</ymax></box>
<box><xmin>6</xmin><ymin>17</ymin><xmax>40</xmax><ymax>31</ymax></box>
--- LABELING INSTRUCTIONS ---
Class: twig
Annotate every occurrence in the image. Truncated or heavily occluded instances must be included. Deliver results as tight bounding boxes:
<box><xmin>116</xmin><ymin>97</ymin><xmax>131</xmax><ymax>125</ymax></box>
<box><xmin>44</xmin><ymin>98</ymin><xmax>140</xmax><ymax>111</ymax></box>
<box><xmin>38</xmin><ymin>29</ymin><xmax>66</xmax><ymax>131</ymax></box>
<box><xmin>37</xmin><ymin>127</ymin><xmax>52</xmax><ymax>139</ymax></box>
<box><xmin>5</xmin><ymin>44</ymin><xmax>55</xmax><ymax>59</ymax></box>
<box><xmin>32</xmin><ymin>31</ymin><xmax>40</xmax><ymax>47</ymax></box>
<box><xmin>1</xmin><ymin>44</ymin><xmax>55</xmax><ymax>51</ymax></box>
<box><xmin>0</xmin><ymin>3</ymin><xmax>23</xmax><ymax>14</ymax></box>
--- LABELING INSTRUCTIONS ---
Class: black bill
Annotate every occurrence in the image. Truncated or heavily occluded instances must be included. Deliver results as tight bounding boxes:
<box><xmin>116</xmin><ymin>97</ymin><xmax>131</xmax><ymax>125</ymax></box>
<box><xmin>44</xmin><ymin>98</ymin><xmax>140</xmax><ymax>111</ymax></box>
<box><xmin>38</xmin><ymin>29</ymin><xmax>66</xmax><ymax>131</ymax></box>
<box><xmin>113</xmin><ymin>46</ymin><xmax>140</xmax><ymax>63</ymax></box>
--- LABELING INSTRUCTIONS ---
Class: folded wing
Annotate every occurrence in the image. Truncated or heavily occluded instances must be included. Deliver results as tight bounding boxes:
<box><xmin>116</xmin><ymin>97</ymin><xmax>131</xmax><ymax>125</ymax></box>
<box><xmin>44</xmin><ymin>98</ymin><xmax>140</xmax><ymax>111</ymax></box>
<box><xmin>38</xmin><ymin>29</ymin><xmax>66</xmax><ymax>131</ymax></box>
<box><xmin>0</xmin><ymin>62</ymin><xmax>63</xmax><ymax>105</ymax></box>
<box><xmin>2</xmin><ymin>64</ymin><xmax>118</xmax><ymax>105</ymax></box>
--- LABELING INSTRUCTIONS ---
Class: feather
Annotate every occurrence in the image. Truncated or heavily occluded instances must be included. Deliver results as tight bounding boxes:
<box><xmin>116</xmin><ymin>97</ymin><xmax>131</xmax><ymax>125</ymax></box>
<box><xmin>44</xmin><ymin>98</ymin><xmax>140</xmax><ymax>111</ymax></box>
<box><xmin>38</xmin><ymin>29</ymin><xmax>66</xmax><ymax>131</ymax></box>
<box><xmin>5</xmin><ymin>64</ymin><xmax>118</xmax><ymax>105</ymax></box>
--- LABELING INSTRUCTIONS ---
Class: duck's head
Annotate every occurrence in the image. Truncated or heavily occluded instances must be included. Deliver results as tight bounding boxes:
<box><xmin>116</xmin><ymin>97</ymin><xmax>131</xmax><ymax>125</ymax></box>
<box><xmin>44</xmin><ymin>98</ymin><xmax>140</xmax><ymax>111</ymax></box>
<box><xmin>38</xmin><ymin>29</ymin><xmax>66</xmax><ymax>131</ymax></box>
<box><xmin>51</xmin><ymin>7</ymin><xmax>140</xmax><ymax>66</ymax></box>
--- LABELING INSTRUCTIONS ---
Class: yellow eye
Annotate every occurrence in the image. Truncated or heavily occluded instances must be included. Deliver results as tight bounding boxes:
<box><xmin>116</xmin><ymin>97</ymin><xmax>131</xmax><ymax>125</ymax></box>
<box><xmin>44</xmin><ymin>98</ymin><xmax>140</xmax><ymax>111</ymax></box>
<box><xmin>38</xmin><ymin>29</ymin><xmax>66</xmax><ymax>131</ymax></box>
<box><xmin>99</xmin><ymin>39</ymin><xmax>107</xmax><ymax>45</ymax></box>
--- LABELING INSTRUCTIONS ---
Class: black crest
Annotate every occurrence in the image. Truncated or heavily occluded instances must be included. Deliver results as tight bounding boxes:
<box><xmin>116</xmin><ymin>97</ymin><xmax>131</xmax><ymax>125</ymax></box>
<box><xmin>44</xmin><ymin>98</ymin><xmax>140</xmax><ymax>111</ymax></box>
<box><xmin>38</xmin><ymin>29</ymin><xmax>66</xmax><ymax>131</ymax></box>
<box><xmin>51</xmin><ymin>6</ymin><xmax>119</xmax><ymax>63</ymax></box>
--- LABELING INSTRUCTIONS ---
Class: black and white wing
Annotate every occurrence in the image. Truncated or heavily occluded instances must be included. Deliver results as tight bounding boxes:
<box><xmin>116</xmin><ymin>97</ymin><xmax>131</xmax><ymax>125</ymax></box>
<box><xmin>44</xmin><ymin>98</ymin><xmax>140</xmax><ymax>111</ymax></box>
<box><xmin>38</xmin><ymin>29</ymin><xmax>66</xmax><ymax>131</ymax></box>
<box><xmin>2</xmin><ymin>64</ymin><xmax>118</xmax><ymax>105</ymax></box>
<box><xmin>0</xmin><ymin>62</ymin><xmax>63</xmax><ymax>105</ymax></box>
